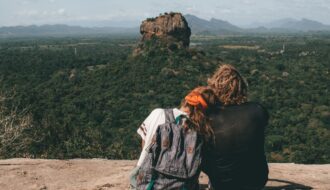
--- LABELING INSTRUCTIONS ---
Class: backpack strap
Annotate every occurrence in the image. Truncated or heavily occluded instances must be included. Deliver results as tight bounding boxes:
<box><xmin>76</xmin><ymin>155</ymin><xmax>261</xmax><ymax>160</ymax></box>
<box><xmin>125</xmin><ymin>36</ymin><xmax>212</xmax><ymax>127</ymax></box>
<box><xmin>164</xmin><ymin>109</ymin><xmax>175</xmax><ymax>123</ymax></box>
<box><xmin>175</xmin><ymin>114</ymin><xmax>189</xmax><ymax>125</ymax></box>
<box><xmin>146</xmin><ymin>179</ymin><xmax>155</xmax><ymax>190</ymax></box>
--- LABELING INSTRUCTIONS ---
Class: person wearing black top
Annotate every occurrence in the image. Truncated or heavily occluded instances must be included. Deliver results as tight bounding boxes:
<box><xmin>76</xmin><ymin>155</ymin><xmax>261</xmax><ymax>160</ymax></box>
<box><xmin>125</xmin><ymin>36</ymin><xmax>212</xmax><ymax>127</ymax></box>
<box><xmin>204</xmin><ymin>64</ymin><xmax>269</xmax><ymax>190</ymax></box>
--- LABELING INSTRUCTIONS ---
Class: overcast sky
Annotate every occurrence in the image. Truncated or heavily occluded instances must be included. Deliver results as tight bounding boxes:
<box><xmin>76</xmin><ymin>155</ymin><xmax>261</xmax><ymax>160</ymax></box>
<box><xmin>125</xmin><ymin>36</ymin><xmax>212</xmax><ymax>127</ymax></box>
<box><xmin>0</xmin><ymin>0</ymin><xmax>330</xmax><ymax>27</ymax></box>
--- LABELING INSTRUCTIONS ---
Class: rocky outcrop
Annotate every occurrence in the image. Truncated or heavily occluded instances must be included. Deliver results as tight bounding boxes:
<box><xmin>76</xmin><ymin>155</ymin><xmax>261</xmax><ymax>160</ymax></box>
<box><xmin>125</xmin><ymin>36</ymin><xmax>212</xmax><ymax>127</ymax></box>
<box><xmin>133</xmin><ymin>12</ymin><xmax>191</xmax><ymax>55</ymax></box>
<box><xmin>140</xmin><ymin>12</ymin><xmax>191</xmax><ymax>47</ymax></box>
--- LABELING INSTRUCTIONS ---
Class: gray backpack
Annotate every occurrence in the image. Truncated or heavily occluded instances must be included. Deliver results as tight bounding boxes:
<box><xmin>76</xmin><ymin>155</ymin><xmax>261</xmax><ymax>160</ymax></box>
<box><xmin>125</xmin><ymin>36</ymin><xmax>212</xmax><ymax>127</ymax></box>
<box><xmin>136</xmin><ymin>109</ymin><xmax>203</xmax><ymax>190</ymax></box>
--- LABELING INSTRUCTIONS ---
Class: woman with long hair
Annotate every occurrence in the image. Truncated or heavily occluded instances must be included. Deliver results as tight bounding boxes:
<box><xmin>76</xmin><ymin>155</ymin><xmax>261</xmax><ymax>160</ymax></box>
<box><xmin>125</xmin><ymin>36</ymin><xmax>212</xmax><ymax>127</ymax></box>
<box><xmin>205</xmin><ymin>64</ymin><xmax>269</xmax><ymax>190</ymax></box>
<box><xmin>130</xmin><ymin>86</ymin><xmax>216</xmax><ymax>190</ymax></box>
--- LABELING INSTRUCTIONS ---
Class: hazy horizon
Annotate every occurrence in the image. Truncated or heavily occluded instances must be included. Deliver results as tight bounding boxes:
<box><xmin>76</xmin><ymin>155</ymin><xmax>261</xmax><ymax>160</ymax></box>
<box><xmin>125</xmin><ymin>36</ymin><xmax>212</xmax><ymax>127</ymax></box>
<box><xmin>0</xmin><ymin>0</ymin><xmax>330</xmax><ymax>27</ymax></box>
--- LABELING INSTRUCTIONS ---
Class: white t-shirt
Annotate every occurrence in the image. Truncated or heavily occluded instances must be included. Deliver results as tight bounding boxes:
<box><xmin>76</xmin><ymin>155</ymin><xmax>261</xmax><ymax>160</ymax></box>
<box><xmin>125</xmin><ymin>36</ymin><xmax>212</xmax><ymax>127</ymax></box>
<box><xmin>136</xmin><ymin>108</ymin><xmax>187</xmax><ymax>166</ymax></box>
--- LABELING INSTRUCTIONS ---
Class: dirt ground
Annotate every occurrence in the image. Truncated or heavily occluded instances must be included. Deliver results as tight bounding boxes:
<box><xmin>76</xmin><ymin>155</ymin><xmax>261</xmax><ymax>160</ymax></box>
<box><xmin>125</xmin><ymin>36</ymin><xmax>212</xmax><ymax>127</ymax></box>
<box><xmin>0</xmin><ymin>159</ymin><xmax>329</xmax><ymax>190</ymax></box>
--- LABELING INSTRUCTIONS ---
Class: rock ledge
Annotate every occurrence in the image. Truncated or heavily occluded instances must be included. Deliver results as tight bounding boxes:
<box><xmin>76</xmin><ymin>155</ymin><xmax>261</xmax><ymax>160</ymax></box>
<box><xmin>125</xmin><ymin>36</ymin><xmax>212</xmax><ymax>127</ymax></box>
<box><xmin>0</xmin><ymin>159</ymin><xmax>329</xmax><ymax>190</ymax></box>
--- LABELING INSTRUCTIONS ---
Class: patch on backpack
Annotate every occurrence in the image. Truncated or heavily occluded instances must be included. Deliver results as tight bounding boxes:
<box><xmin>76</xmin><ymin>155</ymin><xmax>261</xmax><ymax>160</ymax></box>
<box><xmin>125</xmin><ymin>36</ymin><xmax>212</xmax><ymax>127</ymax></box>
<box><xmin>137</xmin><ymin>173</ymin><xmax>144</xmax><ymax>182</ymax></box>
<box><xmin>187</xmin><ymin>147</ymin><xmax>194</xmax><ymax>154</ymax></box>
<box><xmin>162</xmin><ymin>138</ymin><xmax>170</xmax><ymax>148</ymax></box>
<box><xmin>151</xmin><ymin>135</ymin><xmax>157</xmax><ymax>143</ymax></box>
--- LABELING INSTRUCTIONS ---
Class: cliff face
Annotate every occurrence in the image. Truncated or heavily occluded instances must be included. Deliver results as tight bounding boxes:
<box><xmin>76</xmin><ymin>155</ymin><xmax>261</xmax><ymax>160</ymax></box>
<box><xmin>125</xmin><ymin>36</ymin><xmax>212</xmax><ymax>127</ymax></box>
<box><xmin>140</xmin><ymin>13</ymin><xmax>191</xmax><ymax>47</ymax></box>
<box><xmin>0</xmin><ymin>159</ymin><xmax>329</xmax><ymax>190</ymax></box>
<box><xmin>133</xmin><ymin>12</ymin><xmax>191</xmax><ymax>56</ymax></box>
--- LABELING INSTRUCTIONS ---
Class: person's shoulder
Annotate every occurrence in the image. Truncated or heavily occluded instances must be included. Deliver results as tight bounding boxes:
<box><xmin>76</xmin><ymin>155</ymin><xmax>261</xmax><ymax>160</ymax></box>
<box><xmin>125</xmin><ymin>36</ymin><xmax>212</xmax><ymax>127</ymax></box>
<box><xmin>143</xmin><ymin>108</ymin><xmax>165</xmax><ymax>120</ymax></box>
<box><xmin>245</xmin><ymin>102</ymin><xmax>269</xmax><ymax>121</ymax></box>
<box><xmin>211</xmin><ymin>102</ymin><xmax>268</xmax><ymax>116</ymax></box>
<box><xmin>213</xmin><ymin>101</ymin><xmax>265</xmax><ymax>111</ymax></box>
<box><xmin>143</xmin><ymin>108</ymin><xmax>166</xmax><ymax>127</ymax></box>
<box><xmin>149</xmin><ymin>108</ymin><xmax>164</xmax><ymax>114</ymax></box>
<box><xmin>245</xmin><ymin>101</ymin><xmax>267</xmax><ymax>110</ymax></box>
<box><xmin>172</xmin><ymin>108</ymin><xmax>187</xmax><ymax>117</ymax></box>
<box><xmin>247</xmin><ymin>101</ymin><xmax>267</xmax><ymax>112</ymax></box>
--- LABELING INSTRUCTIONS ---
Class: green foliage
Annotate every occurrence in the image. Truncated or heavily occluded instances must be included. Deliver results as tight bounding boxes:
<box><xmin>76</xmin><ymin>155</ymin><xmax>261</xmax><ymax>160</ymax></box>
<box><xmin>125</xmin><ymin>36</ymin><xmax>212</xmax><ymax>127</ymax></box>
<box><xmin>0</xmin><ymin>35</ymin><xmax>329</xmax><ymax>163</ymax></box>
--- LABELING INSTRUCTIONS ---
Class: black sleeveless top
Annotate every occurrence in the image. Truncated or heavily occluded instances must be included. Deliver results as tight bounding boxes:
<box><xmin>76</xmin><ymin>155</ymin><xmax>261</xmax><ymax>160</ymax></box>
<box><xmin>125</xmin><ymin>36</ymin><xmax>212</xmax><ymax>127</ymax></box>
<box><xmin>203</xmin><ymin>102</ymin><xmax>269</xmax><ymax>190</ymax></box>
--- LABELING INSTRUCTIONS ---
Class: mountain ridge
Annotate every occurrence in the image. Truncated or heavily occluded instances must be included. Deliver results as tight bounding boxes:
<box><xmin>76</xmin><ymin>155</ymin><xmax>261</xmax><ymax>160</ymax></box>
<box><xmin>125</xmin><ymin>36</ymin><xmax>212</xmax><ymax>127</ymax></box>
<box><xmin>1</xmin><ymin>14</ymin><xmax>330</xmax><ymax>37</ymax></box>
<box><xmin>184</xmin><ymin>14</ymin><xmax>242</xmax><ymax>35</ymax></box>
<box><xmin>184</xmin><ymin>15</ymin><xmax>330</xmax><ymax>34</ymax></box>
<box><xmin>253</xmin><ymin>18</ymin><xmax>330</xmax><ymax>31</ymax></box>
<box><xmin>0</xmin><ymin>24</ymin><xmax>139</xmax><ymax>37</ymax></box>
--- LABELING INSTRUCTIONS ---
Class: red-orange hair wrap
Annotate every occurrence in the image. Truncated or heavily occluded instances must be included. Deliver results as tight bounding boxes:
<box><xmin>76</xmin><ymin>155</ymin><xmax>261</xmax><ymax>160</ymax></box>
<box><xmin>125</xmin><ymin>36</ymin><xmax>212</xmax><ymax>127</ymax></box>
<box><xmin>185</xmin><ymin>91</ymin><xmax>208</xmax><ymax>110</ymax></box>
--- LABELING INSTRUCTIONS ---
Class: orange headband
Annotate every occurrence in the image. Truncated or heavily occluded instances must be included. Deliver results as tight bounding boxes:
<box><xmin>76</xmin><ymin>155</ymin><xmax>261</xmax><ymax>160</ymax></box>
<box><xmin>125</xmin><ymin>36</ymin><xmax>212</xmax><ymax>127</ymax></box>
<box><xmin>185</xmin><ymin>91</ymin><xmax>208</xmax><ymax>110</ymax></box>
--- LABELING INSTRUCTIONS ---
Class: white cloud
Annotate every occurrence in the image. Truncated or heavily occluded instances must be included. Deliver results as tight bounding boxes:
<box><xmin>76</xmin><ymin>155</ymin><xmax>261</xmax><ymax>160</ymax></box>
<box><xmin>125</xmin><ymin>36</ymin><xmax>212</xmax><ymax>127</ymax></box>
<box><xmin>143</xmin><ymin>12</ymin><xmax>151</xmax><ymax>18</ymax></box>
<box><xmin>57</xmin><ymin>8</ymin><xmax>65</xmax><ymax>15</ymax></box>
<box><xmin>17</xmin><ymin>10</ymin><xmax>39</xmax><ymax>17</ymax></box>
<box><xmin>186</xmin><ymin>7</ymin><xmax>194</xmax><ymax>12</ymax></box>
<box><xmin>16</xmin><ymin>8</ymin><xmax>67</xmax><ymax>19</ymax></box>
<box><xmin>220</xmin><ymin>9</ymin><xmax>232</xmax><ymax>14</ymax></box>
<box><xmin>243</xmin><ymin>0</ymin><xmax>254</xmax><ymax>5</ymax></box>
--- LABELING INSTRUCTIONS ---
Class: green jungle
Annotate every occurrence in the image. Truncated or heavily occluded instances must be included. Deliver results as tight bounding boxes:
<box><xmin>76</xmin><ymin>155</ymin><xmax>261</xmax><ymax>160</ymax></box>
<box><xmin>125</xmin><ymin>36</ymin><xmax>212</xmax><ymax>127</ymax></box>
<box><xmin>0</xmin><ymin>34</ymin><xmax>329</xmax><ymax>164</ymax></box>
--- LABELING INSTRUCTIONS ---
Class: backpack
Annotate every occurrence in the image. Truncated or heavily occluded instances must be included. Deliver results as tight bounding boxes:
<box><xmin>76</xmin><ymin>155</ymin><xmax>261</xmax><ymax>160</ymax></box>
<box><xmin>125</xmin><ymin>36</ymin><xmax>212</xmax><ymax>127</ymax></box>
<box><xmin>136</xmin><ymin>109</ymin><xmax>204</xmax><ymax>190</ymax></box>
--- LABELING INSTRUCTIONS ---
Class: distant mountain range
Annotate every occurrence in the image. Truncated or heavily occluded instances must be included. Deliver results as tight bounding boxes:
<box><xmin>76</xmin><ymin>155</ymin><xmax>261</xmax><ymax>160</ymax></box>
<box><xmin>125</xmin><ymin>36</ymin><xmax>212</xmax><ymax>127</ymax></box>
<box><xmin>184</xmin><ymin>14</ymin><xmax>242</xmax><ymax>34</ymax></box>
<box><xmin>249</xmin><ymin>18</ymin><xmax>330</xmax><ymax>31</ymax></box>
<box><xmin>1</xmin><ymin>15</ymin><xmax>330</xmax><ymax>38</ymax></box>
<box><xmin>0</xmin><ymin>25</ymin><xmax>139</xmax><ymax>38</ymax></box>
<box><xmin>184</xmin><ymin>14</ymin><xmax>330</xmax><ymax>34</ymax></box>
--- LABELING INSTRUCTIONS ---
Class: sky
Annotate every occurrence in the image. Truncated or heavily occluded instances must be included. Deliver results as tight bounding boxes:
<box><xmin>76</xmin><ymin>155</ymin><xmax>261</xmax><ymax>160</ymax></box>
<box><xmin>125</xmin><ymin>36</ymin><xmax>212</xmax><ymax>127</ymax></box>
<box><xmin>0</xmin><ymin>0</ymin><xmax>330</xmax><ymax>27</ymax></box>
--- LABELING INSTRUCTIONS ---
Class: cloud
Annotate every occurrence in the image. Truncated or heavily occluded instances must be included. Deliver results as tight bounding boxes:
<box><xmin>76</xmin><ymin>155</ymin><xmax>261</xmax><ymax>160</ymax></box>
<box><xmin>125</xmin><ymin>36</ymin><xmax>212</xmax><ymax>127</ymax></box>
<box><xmin>186</xmin><ymin>7</ymin><xmax>194</xmax><ymax>12</ymax></box>
<box><xmin>57</xmin><ymin>8</ymin><xmax>65</xmax><ymax>15</ymax></box>
<box><xmin>220</xmin><ymin>9</ymin><xmax>232</xmax><ymax>14</ymax></box>
<box><xmin>143</xmin><ymin>12</ymin><xmax>151</xmax><ymax>18</ymax></box>
<box><xmin>16</xmin><ymin>8</ymin><xmax>67</xmax><ymax>19</ymax></box>
<box><xmin>243</xmin><ymin>0</ymin><xmax>254</xmax><ymax>5</ymax></box>
<box><xmin>185</xmin><ymin>5</ymin><xmax>201</xmax><ymax>16</ymax></box>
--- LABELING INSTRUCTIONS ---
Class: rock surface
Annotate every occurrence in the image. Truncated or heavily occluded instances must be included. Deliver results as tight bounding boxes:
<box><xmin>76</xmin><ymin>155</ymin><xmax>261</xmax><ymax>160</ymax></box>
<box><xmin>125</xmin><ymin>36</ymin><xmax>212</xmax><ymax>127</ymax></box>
<box><xmin>0</xmin><ymin>159</ymin><xmax>329</xmax><ymax>190</ymax></box>
<box><xmin>140</xmin><ymin>12</ymin><xmax>191</xmax><ymax>47</ymax></box>
<box><xmin>133</xmin><ymin>12</ymin><xmax>191</xmax><ymax>56</ymax></box>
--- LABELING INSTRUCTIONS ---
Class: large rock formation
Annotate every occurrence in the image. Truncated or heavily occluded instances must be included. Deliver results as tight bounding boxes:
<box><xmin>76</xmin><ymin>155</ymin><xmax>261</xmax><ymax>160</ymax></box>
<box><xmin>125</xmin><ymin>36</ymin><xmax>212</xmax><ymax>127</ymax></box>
<box><xmin>134</xmin><ymin>12</ymin><xmax>191</xmax><ymax>55</ymax></box>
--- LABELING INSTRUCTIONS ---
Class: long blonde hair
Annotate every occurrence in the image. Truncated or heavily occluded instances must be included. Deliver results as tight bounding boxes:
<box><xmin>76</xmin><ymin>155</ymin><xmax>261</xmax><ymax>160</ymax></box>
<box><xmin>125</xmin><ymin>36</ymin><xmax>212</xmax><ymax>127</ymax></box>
<box><xmin>181</xmin><ymin>86</ymin><xmax>216</xmax><ymax>142</ymax></box>
<box><xmin>208</xmin><ymin>64</ymin><xmax>248</xmax><ymax>105</ymax></box>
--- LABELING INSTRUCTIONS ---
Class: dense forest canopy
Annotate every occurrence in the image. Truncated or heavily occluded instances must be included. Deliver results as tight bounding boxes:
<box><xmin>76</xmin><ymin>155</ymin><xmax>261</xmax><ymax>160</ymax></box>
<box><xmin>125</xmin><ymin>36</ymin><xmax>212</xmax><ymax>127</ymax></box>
<box><xmin>0</xmin><ymin>34</ymin><xmax>329</xmax><ymax>164</ymax></box>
